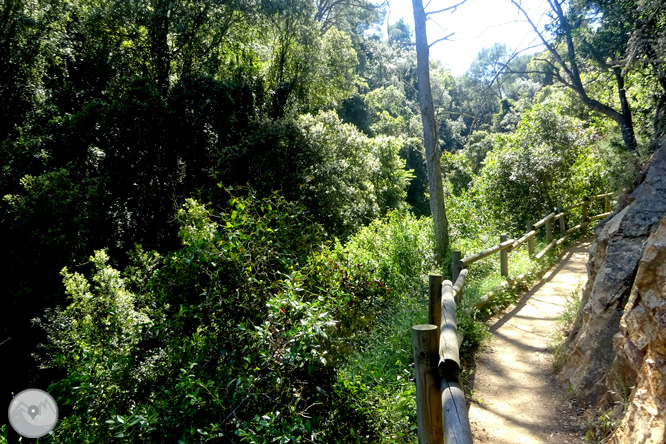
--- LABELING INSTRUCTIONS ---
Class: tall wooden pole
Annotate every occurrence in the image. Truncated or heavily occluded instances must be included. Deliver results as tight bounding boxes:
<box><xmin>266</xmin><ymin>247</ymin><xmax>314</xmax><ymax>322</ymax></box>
<box><xmin>557</xmin><ymin>206</ymin><xmax>566</xmax><ymax>237</ymax></box>
<box><xmin>412</xmin><ymin>0</ymin><xmax>449</xmax><ymax>265</ymax></box>
<box><xmin>545</xmin><ymin>217</ymin><xmax>553</xmax><ymax>243</ymax></box>
<box><xmin>412</xmin><ymin>325</ymin><xmax>444</xmax><ymax>444</ymax></box>
<box><xmin>500</xmin><ymin>234</ymin><xmax>509</xmax><ymax>276</ymax></box>
<box><xmin>451</xmin><ymin>250</ymin><xmax>463</xmax><ymax>300</ymax></box>
<box><xmin>429</xmin><ymin>274</ymin><xmax>443</xmax><ymax>328</ymax></box>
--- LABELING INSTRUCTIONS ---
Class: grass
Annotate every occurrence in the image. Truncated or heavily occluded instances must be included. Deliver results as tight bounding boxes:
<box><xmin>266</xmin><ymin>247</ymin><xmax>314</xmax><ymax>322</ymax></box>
<box><xmin>336</xmin><ymin>224</ymin><xmax>589</xmax><ymax>442</ymax></box>
<box><xmin>583</xmin><ymin>409</ymin><xmax>623</xmax><ymax>443</ymax></box>
<box><xmin>336</xmin><ymin>292</ymin><xmax>425</xmax><ymax>442</ymax></box>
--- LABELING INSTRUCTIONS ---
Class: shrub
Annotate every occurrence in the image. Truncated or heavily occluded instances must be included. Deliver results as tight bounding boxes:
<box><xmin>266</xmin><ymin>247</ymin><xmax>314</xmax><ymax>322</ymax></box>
<box><xmin>34</xmin><ymin>189</ymin><xmax>392</xmax><ymax>442</ymax></box>
<box><xmin>298</xmin><ymin>111</ymin><xmax>412</xmax><ymax>239</ymax></box>
<box><xmin>474</xmin><ymin>103</ymin><xmax>607</xmax><ymax>233</ymax></box>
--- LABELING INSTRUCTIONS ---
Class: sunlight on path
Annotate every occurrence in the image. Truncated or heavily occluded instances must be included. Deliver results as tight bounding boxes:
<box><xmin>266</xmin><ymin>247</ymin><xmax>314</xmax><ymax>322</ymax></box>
<box><xmin>467</xmin><ymin>242</ymin><xmax>590</xmax><ymax>444</ymax></box>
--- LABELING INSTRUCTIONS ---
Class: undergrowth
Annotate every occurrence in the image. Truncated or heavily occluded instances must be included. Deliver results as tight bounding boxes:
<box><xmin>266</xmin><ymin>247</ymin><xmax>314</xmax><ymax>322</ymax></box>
<box><xmin>335</xmin><ymin>210</ymin><xmax>583</xmax><ymax>441</ymax></box>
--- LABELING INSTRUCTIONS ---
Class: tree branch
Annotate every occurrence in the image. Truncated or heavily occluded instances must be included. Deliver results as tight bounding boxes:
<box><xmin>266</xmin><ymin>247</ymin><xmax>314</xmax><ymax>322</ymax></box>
<box><xmin>425</xmin><ymin>0</ymin><xmax>468</xmax><ymax>16</ymax></box>
<box><xmin>429</xmin><ymin>32</ymin><xmax>455</xmax><ymax>48</ymax></box>
<box><xmin>509</xmin><ymin>0</ymin><xmax>575</xmax><ymax>83</ymax></box>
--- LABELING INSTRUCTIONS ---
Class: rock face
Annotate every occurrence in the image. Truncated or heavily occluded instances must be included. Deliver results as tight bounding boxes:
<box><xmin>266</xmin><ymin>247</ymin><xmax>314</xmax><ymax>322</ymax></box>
<box><xmin>560</xmin><ymin>144</ymin><xmax>666</xmax><ymax>403</ymax></box>
<box><xmin>607</xmin><ymin>215</ymin><xmax>666</xmax><ymax>443</ymax></box>
<box><xmin>558</xmin><ymin>143</ymin><xmax>666</xmax><ymax>443</ymax></box>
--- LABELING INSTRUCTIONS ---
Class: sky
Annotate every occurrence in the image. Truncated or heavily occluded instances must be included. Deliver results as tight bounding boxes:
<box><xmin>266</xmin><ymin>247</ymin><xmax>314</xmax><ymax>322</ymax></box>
<box><xmin>384</xmin><ymin>0</ymin><xmax>554</xmax><ymax>76</ymax></box>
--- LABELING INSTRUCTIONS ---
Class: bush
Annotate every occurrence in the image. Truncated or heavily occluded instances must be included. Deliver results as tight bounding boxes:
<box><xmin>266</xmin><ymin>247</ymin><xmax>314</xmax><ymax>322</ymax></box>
<box><xmin>474</xmin><ymin>103</ymin><xmax>607</xmax><ymax>233</ymax></box>
<box><xmin>34</xmin><ymin>189</ymin><xmax>394</xmax><ymax>442</ymax></box>
<box><xmin>298</xmin><ymin>111</ymin><xmax>412</xmax><ymax>239</ymax></box>
<box><xmin>336</xmin><ymin>209</ymin><xmax>436</xmax><ymax>295</ymax></box>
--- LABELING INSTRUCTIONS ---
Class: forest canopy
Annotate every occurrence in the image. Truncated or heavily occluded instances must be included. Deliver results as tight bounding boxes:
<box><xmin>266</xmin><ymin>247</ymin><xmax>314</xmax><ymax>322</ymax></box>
<box><xmin>1</xmin><ymin>0</ymin><xmax>665</xmax><ymax>441</ymax></box>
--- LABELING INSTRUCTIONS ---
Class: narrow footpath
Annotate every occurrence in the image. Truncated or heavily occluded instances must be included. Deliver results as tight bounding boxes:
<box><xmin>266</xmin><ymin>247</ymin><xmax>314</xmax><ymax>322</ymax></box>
<box><xmin>467</xmin><ymin>242</ymin><xmax>591</xmax><ymax>444</ymax></box>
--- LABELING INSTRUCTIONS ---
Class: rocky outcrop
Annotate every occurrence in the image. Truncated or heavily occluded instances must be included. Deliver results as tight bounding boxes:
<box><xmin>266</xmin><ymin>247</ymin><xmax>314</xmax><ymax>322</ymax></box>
<box><xmin>607</xmin><ymin>214</ymin><xmax>666</xmax><ymax>443</ymax></box>
<box><xmin>559</xmin><ymin>145</ymin><xmax>666</xmax><ymax>398</ymax></box>
<box><xmin>557</xmin><ymin>143</ymin><xmax>666</xmax><ymax>442</ymax></box>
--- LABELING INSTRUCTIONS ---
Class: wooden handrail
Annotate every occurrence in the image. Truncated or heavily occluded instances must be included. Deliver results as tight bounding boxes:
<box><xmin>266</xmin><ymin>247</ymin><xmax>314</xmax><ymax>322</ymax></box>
<box><xmin>441</xmin><ymin>377</ymin><xmax>474</xmax><ymax>444</ymax></box>
<box><xmin>589</xmin><ymin>211</ymin><xmax>612</xmax><ymax>221</ymax></box>
<box><xmin>535</xmin><ymin>238</ymin><xmax>557</xmax><ymax>260</ymax></box>
<box><xmin>563</xmin><ymin>201</ymin><xmax>586</xmax><ymax>211</ymax></box>
<box><xmin>513</xmin><ymin>229</ymin><xmax>536</xmax><ymax>250</ymax></box>
<box><xmin>533</xmin><ymin>212</ymin><xmax>556</xmax><ymax>229</ymax></box>
<box><xmin>414</xmin><ymin>192</ymin><xmax>613</xmax><ymax>442</ymax></box>
<box><xmin>439</xmin><ymin>281</ymin><xmax>460</xmax><ymax>377</ymax></box>
<box><xmin>452</xmin><ymin>269</ymin><xmax>469</xmax><ymax>303</ymax></box>
<box><xmin>460</xmin><ymin>239</ymin><xmax>514</xmax><ymax>266</ymax></box>
<box><xmin>566</xmin><ymin>222</ymin><xmax>587</xmax><ymax>235</ymax></box>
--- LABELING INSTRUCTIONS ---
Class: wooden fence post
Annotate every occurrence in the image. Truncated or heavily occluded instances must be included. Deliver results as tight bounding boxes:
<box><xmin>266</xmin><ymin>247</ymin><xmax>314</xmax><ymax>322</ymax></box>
<box><xmin>545</xmin><ymin>216</ymin><xmax>553</xmax><ymax>244</ymax></box>
<box><xmin>557</xmin><ymin>206</ymin><xmax>566</xmax><ymax>237</ymax></box>
<box><xmin>582</xmin><ymin>197</ymin><xmax>589</xmax><ymax>235</ymax></box>
<box><xmin>526</xmin><ymin>221</ymin><xmax>535</xmax><ymax>256</ymax></box>
<box><xmin>412</xmin><ymin>325</ymin><xmax>444</xmax><ymax>444</ymax></box>
<box><xmin>428</xmin><ymin>274</ymin><xmax>443</xmax><ymax>329</ymax></box>
<box><xmin>605</xmin><ymin>195</ymin><xmax>611</xmax><ymax>213</ymax></box>
<box><xmin>500</xmin><ymin>234</ymin><xmax>508</xmax><ymax>276</ymax></box>
<box><xmin>451</xmin><ymin>251</ymin><xmax>462</xmax><ymax>300</ymax></box>
<box><xmin>451</xmin><ymin>251</ymin><xmax>461</xmax><ymax>282</ymax></box>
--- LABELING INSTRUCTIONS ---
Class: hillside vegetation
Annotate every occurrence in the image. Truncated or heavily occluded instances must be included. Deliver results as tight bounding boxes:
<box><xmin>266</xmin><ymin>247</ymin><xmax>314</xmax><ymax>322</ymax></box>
<box><xmin>1</xmin><ymin>0</ymin><xmax>664</xmax><ymax>442</ymax></box>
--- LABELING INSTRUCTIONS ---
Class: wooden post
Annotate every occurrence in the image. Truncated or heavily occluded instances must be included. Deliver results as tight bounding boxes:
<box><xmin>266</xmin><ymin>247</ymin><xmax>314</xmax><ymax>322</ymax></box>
<box><xmin>451</xmin><ymin>251</ymin><xmax>461</xmax><ymax>283</ymax></box>
<box><xmin>451</xmin><ymin>251</ymin><xmax>462</xmax><ymax>300</ymax></box>
<box><xmin>412</xmin><ymin>325</ymin><xmax>444</xmax><ymax>444</ymax></box>
<box><xmin>526</xmin><ymin>220</ymin><xmax>535</xmax><ymax>256</ymax></box>
<box><xmin>545</xmin><ymin>217</ymin><xmax>553</xmax><ymax>243</ymax></box>
<box><xmin>605</xmin><ymin>195</ymin><xmax>611</xmax><ymax>213</ymax></box>
<box><xmin>428</xmin><ymin>274</ymin><xmax>443</xmax><ymax>328</ymax></box>
<box><xmin>582</xmin><ymin>197</ymin><xmax>589</xmax><ymax>235</ymax></box>
<box><xmin>557</xmin><ymin>206</ymin><xmax>566</xmax><ymax>237</ymax></box>
<box><xmin>500</xmin><ymin>234</ymin><xmax>508</xmax><ymax>276</ymax></box>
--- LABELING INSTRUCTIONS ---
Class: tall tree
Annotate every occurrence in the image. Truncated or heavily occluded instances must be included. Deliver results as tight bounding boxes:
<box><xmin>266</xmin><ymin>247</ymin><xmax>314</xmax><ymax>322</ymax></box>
<box><xmin>609</xmin><ymin>0</ymin><xmax>666</xmax><ymax>139</ymax></box>
<box><xmin>467</xmin><ymin>43</ymin><xmax>511</xmax><ymax>100</ymax></box>
<box><xmin>412</xmin><ymin>0</ymin><xmax>464</xmax><ymax>265</ymax></box>
<box><xmin>511</xmin><ymin>0</ymin><xmax>638</xmax><ymax>151</ymax></box>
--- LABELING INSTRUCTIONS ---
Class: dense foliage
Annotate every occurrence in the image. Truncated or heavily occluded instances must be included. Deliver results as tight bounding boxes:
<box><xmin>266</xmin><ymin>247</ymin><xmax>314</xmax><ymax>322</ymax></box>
<box><xmin>35</xmin><ymin>191</ymin><xmax>395</xmax><ymax>442</ymax></box>
<box><xmin>2</xmin><ymin>0</ymin><xmax>665</xmax><ymax>441</ymax></box>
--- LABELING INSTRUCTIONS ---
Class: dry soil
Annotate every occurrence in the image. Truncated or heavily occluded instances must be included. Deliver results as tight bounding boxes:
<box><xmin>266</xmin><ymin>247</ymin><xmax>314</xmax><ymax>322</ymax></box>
<box><xmin>467</xmin><ymin>242</ymin><xmax>590</xmax><ymax>444</ymax></box>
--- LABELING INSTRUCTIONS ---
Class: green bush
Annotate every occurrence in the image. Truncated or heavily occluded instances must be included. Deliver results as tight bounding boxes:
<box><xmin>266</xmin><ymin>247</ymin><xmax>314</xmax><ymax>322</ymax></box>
<box><xmin>34</xmin><ymin>189</ymin><xmax>393</xmax><ymax>442</ymax></box>
<box><xmin>474</xmin><ymin>103</ymin><xmax>608</xmax><ymax>233</ymax></box>
<box><xmin>336</xmin><ymin>209</ymin><xmax>436</xmax><ymax>295</ymax></box>
<box><xmin>297</xmin><ymin>111</ymin><xmax>412</xmax><ymax>239</ymax></box>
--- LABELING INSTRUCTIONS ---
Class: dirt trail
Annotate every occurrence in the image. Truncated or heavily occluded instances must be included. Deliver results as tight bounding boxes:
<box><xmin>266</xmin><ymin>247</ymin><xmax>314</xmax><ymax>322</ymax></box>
<box><xmin>467</xmin><ymin>241</ymin><xmax>590</xmax><ymax>444</ymax></box>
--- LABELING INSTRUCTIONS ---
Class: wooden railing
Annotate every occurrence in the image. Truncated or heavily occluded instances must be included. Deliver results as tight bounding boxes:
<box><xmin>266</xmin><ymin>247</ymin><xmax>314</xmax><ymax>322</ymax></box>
<box><xmin>411</xmin><ymin>193</ymin><xmax>613</xmax><ymax>444</ymax></box>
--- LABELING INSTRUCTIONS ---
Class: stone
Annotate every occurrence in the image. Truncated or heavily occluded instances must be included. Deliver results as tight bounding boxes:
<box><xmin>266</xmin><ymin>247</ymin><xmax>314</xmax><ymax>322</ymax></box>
<box><xmin>558</xmin><ymin>144</ymin><xmax>666</xmax><ymax>406</ymax></box>
<box><xmin>608</xmin><ymin>212</ymin><xmax>666</xmax><ymax>442</ymax></box>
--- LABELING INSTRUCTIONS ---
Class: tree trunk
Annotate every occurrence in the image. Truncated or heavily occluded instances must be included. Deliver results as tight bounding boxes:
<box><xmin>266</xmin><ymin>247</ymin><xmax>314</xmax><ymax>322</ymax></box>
<box><xmin>511</xmin><ymin>0</ymin><xmax>638</xmax><ymax>152</ymax></box>
<box><xmin>613</xmin><ymin>67</ymin><xmax>638</xmax><ymax>152</ymax></box>
<box><xmin>412</xmin><ymin>0</ymin><xmax>448</xmax><ymax>265</ymax></box>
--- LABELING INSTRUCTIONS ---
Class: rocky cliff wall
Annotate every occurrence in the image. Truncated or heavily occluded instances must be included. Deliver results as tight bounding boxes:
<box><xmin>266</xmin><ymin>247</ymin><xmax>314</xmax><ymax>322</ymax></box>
<box><xmin>558</xmin><ymin>143</ymin><xmax>666</xmax><ymax>443</ymax></box>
